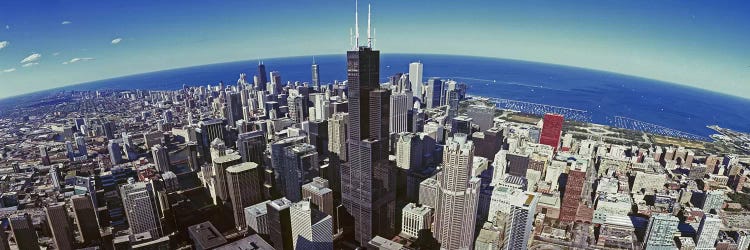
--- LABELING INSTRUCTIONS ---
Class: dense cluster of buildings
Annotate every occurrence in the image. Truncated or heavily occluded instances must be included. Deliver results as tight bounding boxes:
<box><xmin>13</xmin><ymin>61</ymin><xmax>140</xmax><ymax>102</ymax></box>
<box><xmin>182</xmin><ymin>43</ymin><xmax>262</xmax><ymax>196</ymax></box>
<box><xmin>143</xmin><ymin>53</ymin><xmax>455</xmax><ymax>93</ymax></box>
<box><xmin>1</xmin><ymin>5</ymin><xmax>750</xmax><ymax>250</ymax></box>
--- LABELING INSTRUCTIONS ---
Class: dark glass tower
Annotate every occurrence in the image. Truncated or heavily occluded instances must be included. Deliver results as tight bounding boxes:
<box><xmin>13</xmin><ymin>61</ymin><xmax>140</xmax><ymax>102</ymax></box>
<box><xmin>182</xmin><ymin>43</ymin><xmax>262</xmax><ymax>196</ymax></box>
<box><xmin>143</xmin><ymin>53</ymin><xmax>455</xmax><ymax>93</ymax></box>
<box><xmin>342</xmin><ymin>46</ymin><xmax>396</xmax><ymax>245</ymax></box>
<box><xmin>267</xmin><ymin>198</ymin><xmax>293</xmax><ymax>250</ymax></box>
<box><xmin>257</xmin><ymin>62</ymin><xmax>267</xmax><ymax>91</ymax></box>
<box><xmin>226</xmin><ymin>91</ymin><xmax>243</xmax><ymax>126</ymax></box>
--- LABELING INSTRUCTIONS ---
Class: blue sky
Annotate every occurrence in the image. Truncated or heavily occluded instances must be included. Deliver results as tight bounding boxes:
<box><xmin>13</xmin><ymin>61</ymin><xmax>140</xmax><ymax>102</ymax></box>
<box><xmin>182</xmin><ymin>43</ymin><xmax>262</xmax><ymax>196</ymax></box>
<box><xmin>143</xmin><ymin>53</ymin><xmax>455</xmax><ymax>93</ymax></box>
<box><xmin>0</xmin><ymin>0</ymin><xmax>749</xmax><ymax>99</ymax></box>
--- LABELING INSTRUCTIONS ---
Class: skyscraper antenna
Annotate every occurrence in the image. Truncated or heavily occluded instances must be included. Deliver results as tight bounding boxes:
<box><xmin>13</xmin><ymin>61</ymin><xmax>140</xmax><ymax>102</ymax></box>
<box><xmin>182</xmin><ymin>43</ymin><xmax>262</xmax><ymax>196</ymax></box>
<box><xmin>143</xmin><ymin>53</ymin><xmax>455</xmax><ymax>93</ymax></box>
<box><xmin>312</xmin><ymin>56</ymin><xmax>316</xmax><ymax>64</ymax></box>
<box><xmin>350</xmin><ymin>28</ymin><xmax>353</xmax><ymax>48</ymax></box>
<box><xmin>373</xmin><ymin>28</ymin><xmax>376</xmax><ymax>48</ymax></box>
<box><xmin>367</xmin><ymin>2</ymin><xmax>372</xmax><ymax>48</ymax></box>
<box><xmin>355</xmin><ymin>0</ymin><xmax>359</xmax><ymax>48</ymax></box>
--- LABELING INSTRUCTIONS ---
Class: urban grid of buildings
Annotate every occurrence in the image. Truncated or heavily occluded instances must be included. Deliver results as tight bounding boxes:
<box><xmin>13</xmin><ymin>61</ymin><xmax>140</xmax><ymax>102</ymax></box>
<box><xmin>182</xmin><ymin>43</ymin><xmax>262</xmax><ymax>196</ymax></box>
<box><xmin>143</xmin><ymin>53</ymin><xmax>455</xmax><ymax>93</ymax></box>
<box><xmin>1</xmin><ymin>3</ymin><xmax>750</xmax><ymax>250</ymax></box>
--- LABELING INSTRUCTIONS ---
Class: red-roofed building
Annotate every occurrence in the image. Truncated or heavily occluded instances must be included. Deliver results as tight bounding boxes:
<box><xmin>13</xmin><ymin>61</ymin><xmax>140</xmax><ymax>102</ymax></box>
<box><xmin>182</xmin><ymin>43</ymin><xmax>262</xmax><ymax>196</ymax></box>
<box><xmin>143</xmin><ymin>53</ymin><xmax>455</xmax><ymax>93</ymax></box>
<box><xmin>540</xmin><ymin>114</ymin><xmax>564</xmax><ymax>151</ymax></box>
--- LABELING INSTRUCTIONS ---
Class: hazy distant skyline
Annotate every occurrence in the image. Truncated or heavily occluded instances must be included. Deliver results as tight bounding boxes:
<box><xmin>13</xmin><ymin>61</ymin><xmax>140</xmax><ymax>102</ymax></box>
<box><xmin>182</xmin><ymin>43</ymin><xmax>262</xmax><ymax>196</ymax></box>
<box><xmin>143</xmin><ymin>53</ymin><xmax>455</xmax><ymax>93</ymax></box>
<box><xmin>0</xmin><ymin>0</ymin><xmax>748</xmax><ymax>99</ymax></box>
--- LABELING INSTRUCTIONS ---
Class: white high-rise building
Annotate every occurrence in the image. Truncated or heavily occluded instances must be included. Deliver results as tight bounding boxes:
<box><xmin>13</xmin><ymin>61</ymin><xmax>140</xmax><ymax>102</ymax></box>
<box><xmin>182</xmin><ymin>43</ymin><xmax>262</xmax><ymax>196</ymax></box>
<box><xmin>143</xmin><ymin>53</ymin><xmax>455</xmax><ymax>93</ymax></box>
<box><xmin>312</xmin><ymin>59</ymin><xmax>320</xmax><ymax>89</ymax></box>
<box><xmin>328</xmin><ymin>113</ymin><xmax>348</xmax><ymax>160</ymax></box>
<box><xmin>435</xmin><ymin>133</ymin><xmax>481</xmax><ymax>250</ymax></box>
<box><xmin>287</xmin><ymin>94</ymin><xmax>303</xmax><ymax>123</ymax></box>
<box><xmin>544</xmin><ymin>160</ymin><xmax>565</xmax><ymax>191</ymax></box>
<box><xmin>400</xmin><ymin>203</ymin><xmax>432</xmax><ymax>239</ymax></box>
<box><xmin>395</xmin><ymin>132</ymin><xmax>424</xmax><ymax>170</ymax></box>
<box><xmin>695</xmin><ymin>214</ymin><xmax>721</xmax><ymax>250</ymax></box>
<box><xmin>702</xmin><ymin>190</ymin><xmax>724</xmax><ymax>213</ymax></box>
<box><xmin>50</xmin><ymin>166</ymin><xmax>62</xmax><ymax>189</ymax></box>
<box><xmin>487</xmin><ymin>186</ymin><xmax>518</xmax><ymax>223</ymax></box>
<box><xmin>290</xmin><ymin>200</ymin><xmax>333</xmax><ymax>250</ymax></box>
<box><xmin>491</xmin><ymin>150</ymin><xmax>508</xmax><ymax>185</ymax></box>
<box><xmin>398</xmin><ymin>73</ymin><xmax>411</xmax><ymax>92</ymax></box>
<box><xmin>578</xmin><ymin>139</ymin><xmax>597</xmax><ymax>158</ymax></box>
<box><xmin>120</xmin><ymin>179</ymin><xmax>162</xmax><ymax>238</ymax></box>
<box><xmin>504</xmin><ymin>191</ymin><xmax>538</xmax><ymax>250</ymax></box>
<box><xmin>122</xmin><ymin>132</ymin><xmax>133</xmax><ymax>147</ymax></box>
<box><xmin>310</xmin><ymin>93</ymin><xmax>330</xmax><ymax>121</ymax></box>
<box><xmin>409</xmin><ymin>62</ymin><xmax>423</xmax><ymax>102</ymax></box>
<box><xmin>643</xmin><ymin>213</ymin><xmax>679</xmax><ymax>250</ymax></box>
<box><xmin>389</xmin><ymin>92</ymin><xmax>410</xmax><ymax>134</ymax></box>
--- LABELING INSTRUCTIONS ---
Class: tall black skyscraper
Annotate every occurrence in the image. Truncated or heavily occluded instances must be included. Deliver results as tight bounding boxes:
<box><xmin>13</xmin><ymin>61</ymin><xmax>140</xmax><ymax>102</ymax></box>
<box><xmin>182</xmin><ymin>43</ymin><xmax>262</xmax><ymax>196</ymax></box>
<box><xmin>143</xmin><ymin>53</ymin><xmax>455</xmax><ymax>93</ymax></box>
<box><xmin>9</xmin><ymin>213</ymin><xmax>40</xmax><ymax>250</ymax></box>
<box><xmin>226</xmin><ymin>91</ymin><xmax>243</xmax><ymax>126</ymax></box>
<box><xmin>426</xmin><ymin>77</ymin><xmax>443</xmax><ymax>109</ymax></box>
<box><xmin>103</xmin><ymin>121</ymin><xmax>116</xmax><ymax>140</ymax></box>
<box><xmin>236</xmin><ymin>131</ymin><xmax>266</xmax><ymax>165</ymax></box>
<box><xmin>267</xmin><ymin>198</ymin><xmax>294</xmax><ymax>250</ymax></box>
<box><xmin>341</xmin><ymin>3</ymin><xmax>396</xmax><ymax>245</ymax></box>
<box><xmin>257</xmin><ymin>61</ymin><xmax>267</xmax><ymax>91</ymax></box>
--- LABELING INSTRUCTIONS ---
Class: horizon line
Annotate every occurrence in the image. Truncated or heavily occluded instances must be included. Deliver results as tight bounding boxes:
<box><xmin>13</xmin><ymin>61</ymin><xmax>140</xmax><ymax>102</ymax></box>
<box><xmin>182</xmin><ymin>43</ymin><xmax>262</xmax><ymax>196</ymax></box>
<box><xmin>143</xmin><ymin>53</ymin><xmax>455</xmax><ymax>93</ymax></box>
<box><xmin>1</xmin><ymin>52</ymin><xmax>747</xmax><ymax>102</ymax></box>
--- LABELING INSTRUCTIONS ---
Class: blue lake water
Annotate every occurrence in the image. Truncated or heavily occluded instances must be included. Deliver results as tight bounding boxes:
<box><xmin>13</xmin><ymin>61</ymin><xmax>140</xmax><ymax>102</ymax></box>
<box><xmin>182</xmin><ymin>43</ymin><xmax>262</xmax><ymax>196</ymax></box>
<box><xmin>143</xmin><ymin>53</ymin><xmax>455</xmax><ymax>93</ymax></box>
<box><xmin>24</xmin><ymin>54</ymin><xmax>750</xmax><ymax>137</ymax></box>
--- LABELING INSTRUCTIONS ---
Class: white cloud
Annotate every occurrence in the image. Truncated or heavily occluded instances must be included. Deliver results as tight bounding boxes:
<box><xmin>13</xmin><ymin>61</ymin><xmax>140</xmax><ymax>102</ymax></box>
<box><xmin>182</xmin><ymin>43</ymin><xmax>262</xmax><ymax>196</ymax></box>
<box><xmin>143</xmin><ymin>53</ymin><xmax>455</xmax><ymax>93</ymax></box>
<box><xmin>2</xmin><ymin>68</ymin><xmax>16</xmax><ymax>73</ymax></box>
<box><xmin>111</xmin><ymin>38</ymin><xmax>122</xmax><ymax>44</ymax></box>
<box><xmin>4</xmin><ymin>25</ymin><xmax>9</xmax><ymax>30</ymax></box>
<box><xmin>61</xmin><ymin>21</ymin><xmax>72</xmax><ymax>25</ymax></box>
<box><xmin>0</xmin><ymin>41</ymin><xmax>8</xmax><ymax>50</ymax></box>
<box><xmin>20</xmin><ymin>53</ymin><xmax>42</xmax><ymax>64</ymax></box>
<box><xmin>62</xmin><ymin>57</ymin><xmax>95</xmax><ymax>64</ymax></box>
<box><xmin>53</xmin><ymin>52</ymin><xmax>60</xmax><ymax>56</ymax></box>
<box><xmin>22</xmin><ymin>62</ymin><xmax>39</xmax><ymax>67</ymax></box>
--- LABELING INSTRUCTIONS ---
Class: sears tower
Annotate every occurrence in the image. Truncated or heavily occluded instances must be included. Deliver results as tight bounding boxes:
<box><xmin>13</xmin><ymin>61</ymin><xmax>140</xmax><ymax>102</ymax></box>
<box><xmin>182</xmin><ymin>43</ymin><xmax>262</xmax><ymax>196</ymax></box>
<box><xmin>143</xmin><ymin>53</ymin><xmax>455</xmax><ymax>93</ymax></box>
<box><xmin>341</xmin><ymin>1</ymin><xmax>396</xmax><ymax>245</ymax></box>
